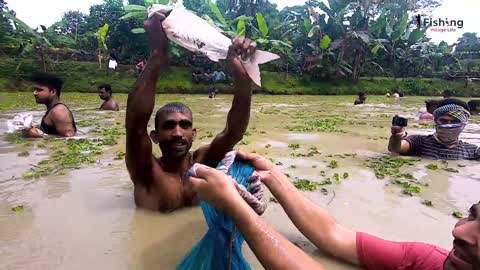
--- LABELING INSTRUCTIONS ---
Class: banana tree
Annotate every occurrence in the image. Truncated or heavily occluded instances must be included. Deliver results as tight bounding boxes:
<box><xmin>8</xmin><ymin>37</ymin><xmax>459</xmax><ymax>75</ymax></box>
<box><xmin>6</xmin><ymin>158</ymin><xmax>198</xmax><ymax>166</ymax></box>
<box><xmin>2</xmin><ymin>12</ymin><xmax>52</xmax><ymax>71</ymax></box>
<box><xmin>96</xmin><ymin>23</ymin><xmax>109</xmax><ymax>68</ymax></box>
<box><xmin>245</xmin><ymin>12</ymin><xmax>290</xmax><ymax>77</ymax></box>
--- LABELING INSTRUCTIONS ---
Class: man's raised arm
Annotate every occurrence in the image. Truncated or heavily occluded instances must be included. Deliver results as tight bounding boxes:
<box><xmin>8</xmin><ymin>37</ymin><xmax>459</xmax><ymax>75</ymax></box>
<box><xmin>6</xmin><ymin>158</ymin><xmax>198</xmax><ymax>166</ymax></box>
<box><xmin>201</xmin><ymin>38</ymin><xmax>256</xmax><ymax>167</ymax></box>
<box><xmin>125</xmin><ymin>12</ymin><xmax>168</xmax><ymax>183</ymax></box>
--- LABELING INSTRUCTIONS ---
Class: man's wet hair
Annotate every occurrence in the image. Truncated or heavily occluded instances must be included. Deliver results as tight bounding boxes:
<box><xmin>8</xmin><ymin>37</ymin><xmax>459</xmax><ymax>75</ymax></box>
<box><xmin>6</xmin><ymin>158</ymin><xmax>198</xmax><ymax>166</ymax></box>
<box><xmin>438</xmin><ymin>98</ymin><xmax>470</xmax><ymax>111</ymax></box>
<box><xmin>425</xmin><ymin>99</ymin><xmax>440</xmax><ymax>113</ymax></box>
<box><xmin>155</xmin><ymin>102</ymin><xmax>193</xmax><ymax>130</ymax></box>
<box><xmin>443</xmin><ymin>89</ymin><xmax>454</xmax><ymax>98</ymax></box>
<box><xmin>99</xmin><ymin>84</ymin><xmax>112</xmax><ymax>95</ymax></box>
<box><xmin>31</xmin><ymin>73</ymin><xmax>64</xmax><ymax>97</ymax></box>
<box><xmin>468</xmin><ymin>100</ymin><xmax>479</xmax><ymax>113</ymax></box>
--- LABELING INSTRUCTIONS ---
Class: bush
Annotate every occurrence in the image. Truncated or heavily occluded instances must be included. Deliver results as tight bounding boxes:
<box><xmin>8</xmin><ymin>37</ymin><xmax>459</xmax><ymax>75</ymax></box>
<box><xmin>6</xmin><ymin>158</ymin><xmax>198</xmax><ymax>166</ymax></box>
<box><xmin>1</xmin><ymin>57</ymin><xmax>479</xmax><ymax>97</ymax></box>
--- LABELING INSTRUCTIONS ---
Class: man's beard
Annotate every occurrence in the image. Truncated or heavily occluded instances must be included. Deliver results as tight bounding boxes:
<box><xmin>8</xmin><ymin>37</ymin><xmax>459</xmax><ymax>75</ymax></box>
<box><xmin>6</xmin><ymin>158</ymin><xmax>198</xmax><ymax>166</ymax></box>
<box><xmin>35</xmin><ymin>97</ymin><xmax>45</xmax><ymax>104</ymax></box>
<box><xmin>159</xmin><ymin>138</ymin><xmax>192</xmax><ymax>159</ymax></box>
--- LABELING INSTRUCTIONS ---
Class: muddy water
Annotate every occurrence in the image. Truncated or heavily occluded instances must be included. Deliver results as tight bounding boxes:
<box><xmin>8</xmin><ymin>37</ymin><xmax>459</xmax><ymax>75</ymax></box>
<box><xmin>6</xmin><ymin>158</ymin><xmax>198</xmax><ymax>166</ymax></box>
<box><xmin>1</xmin><ymin>93</ymin><xmax>479</xmax><ymax>270</ymax></box>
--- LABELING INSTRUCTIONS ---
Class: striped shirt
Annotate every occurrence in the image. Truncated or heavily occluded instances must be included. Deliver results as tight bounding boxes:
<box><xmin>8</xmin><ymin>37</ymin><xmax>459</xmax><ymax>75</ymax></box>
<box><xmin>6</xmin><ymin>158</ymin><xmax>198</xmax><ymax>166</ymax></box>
<box><xmin>405</xmin><ymin>135</ymin><xmax>480</xmax><ymax>160</ymax></box>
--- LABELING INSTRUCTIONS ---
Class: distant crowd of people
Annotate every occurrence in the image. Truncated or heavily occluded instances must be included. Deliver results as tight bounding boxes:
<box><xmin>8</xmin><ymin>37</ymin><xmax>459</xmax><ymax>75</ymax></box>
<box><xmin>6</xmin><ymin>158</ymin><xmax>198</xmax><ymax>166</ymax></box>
<box><xmin>354</xmin><ymin>88</ymin><xmax>479</xmax><ymax>116</ymax></box>
<box><xmin>192</xmin><ymin>68</ymin><xmax>227</xmax><ymax>84</ymax></box>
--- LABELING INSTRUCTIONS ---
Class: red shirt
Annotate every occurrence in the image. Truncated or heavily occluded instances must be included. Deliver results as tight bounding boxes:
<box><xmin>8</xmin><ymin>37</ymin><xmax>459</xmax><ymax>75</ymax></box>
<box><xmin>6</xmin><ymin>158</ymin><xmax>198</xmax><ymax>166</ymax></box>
<box><xmin>357</xmin><ymin>232</ymin><xmax>449</xmax><ymax>270</ymax></box>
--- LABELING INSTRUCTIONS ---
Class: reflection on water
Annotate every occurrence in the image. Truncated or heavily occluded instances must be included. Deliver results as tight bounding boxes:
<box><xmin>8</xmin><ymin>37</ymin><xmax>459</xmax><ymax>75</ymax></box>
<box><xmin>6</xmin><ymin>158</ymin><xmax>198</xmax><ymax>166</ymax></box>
<box><xmin>0</xmin><ymin>94</ymin><xmax>478</xmax><ymax>270</ymax></box>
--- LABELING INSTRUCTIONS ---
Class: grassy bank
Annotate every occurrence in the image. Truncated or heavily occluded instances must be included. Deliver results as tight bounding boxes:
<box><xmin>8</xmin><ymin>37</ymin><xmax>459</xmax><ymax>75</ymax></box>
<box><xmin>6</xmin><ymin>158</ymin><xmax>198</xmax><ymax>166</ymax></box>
<box><xmin>1</xmin><ymin>57</ymin><xmax>479</xmax><ymax>97</ymax></box>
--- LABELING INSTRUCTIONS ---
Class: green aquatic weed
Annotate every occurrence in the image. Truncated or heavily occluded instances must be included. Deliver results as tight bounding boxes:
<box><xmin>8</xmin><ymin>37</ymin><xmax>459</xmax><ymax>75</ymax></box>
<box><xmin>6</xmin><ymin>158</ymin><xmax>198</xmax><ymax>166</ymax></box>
<box><xmin>443</xmin><ymin>168</ymin><xmax>459</xmax><ymax>173</ymax></box>
<box><xmin>294</xmin><ymin>179</ymin><xmax>319</xmax><ymax>191</ymax></box>
<box><xmin>426</xmin><ymin>163</ymin><xmax>438</xmax><ymax>170</ymax></box>
<box><xmin>328</xmin><ymin>160</ymin><xmax>338</xmax><ymax>169</ymax></box>
<box><xmin>11</xmin><ymin>205</ymin><xmax>24</xmax><ymax>212</ymax></box>
<box><xmin>288</xmin><ymin>143</ymin><xmax>300</xmax><ymax>150</ymax></box>
<box><xmin>288</xmin><ymin>118</ymin><xmax>345</xmax><ymax>133</ymax></box>
<box><xmin>366</xmin><ymin>156</ymin><xmax>424</xmax><ymax>196</ymax></box>
<box><xmin>319</xmin><ymin>178</ymin><xmax>333</xmax><ymax>185</ymax></box>
<box><xmin>333</xmin><ymin>173</ymin><xmax>341</xmax><ymax>184</ymax></box>
<box><xmin>115</xmin><ymin>151</ymin><xmax>126</xmax><ymax>160</ymax></box>
<box><xmin>422</xmin><ymin>200</ymin><xmax>433</xmax><ymax>207</ymax></box>
<box><xmin>402</xmin><ymin>182</ymin><xmax>421</xmax><ymax>196</ymax></box>
<box><xmin>452</xmin><ymin>212</ymin><xmax>463</xmax><ymax>219</ymax></box>
<box><xmin>5</xmin><ymin>132</ymin><xmax>26</xmax><ymax>144</ymax></box>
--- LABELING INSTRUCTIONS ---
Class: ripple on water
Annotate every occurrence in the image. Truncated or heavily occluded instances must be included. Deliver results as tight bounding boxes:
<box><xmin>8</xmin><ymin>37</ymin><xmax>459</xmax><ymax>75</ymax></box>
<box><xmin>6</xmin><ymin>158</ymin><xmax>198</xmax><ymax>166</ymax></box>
<box><xmin>287</xmin><ymin>133</ymin><xmax>321</xmax><ymax>141</ymax></box>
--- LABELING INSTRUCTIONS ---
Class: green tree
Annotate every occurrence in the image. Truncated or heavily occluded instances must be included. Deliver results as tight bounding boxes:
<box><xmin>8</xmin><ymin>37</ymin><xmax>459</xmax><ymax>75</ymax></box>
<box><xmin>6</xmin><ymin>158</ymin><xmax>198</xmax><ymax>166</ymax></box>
<box><xmin>455</xmin><ymin>33</ymin><xmax>480</xmax><ymax>60</ymax></box>
<box><xmin>51</xmin><ymin>11</ymin><xmax>87</xmax><ymax>43</ymax></box>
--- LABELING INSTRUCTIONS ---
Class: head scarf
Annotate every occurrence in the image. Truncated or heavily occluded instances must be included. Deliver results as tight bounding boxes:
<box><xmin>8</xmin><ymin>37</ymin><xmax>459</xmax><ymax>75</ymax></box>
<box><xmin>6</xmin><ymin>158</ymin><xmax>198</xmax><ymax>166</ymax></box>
<box><xmin>433</xmin><ymin>104</ymin><xmax>471</xmax><ymax>146</ymax></box>
<box><xmin>433</xmin><ymin>104</ymin><xmax>470</xmax><ymax>124</ymax></box>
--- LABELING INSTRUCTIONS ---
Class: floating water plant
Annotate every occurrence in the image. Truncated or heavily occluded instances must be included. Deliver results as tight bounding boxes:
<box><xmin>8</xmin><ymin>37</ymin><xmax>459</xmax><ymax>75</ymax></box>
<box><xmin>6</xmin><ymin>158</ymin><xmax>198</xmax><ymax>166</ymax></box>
<box><xmin>288</xmin><ymin>118</ymin><xmax>345</xmax><ymax>133</ymax></box>
<box><xmin>426</xmin><ymin>163</ymin><xmax>438</xmax><ymax>170</ymax></box>
<box><xmin>294</xmin><ymin>179</ymin><xmax>319</xmax><ymax>191</ymax></box>
<box><xmin>452</xmin><ymin>211</ymin><xmax>463</xmax><ymax>219</ymax></box>
<box><xmin>327</xmin><ymin>160</ymin><xmax>338</xmax><ymax>169</ymax></box>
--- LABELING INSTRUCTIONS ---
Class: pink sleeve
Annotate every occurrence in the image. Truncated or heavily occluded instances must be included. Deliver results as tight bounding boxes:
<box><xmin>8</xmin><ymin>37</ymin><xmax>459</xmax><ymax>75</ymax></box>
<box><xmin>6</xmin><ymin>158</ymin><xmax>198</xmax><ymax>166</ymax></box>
<box><xmin>356</xmin><ymin>232</ymin><xmax>407</xmax><ymax>269</ymax></box>
<box><xmin>356</xmin><ymin>232</ymin><xmax>448</xmax><ymax>270</ymax></box>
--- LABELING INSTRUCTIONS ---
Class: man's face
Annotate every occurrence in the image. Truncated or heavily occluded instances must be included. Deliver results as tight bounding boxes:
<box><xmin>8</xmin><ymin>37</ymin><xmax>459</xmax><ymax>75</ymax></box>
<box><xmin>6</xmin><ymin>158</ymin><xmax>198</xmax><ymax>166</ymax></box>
<box><xmin>99</xmin><ymin>88</ymin><xmax>110</xmax><ymax>101</ymax></box>
<box><xmin>437</xmin><ymin>115</ymin><xmax>461</xmax><ymax>125</ymax></box>
<box><xmin>444</xmin><ymin>202</ymin><xmax>480</xmax><ymax>270</ymax></box>
<box><xmin>151</xmin><ymin>111</ymin><xmax>196</xmax><ymax>159</ymax></box>
<box><xmin>33</xmin><ymin>84</ymin><xmax>54</xmax><ymax>104</ymax></box>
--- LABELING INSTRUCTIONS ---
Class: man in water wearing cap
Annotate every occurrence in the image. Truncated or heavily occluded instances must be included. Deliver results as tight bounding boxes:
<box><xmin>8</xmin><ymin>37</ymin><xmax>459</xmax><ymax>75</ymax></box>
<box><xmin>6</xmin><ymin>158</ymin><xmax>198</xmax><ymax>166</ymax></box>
<box><xmin>186</xmin><ymin>152</ymin><xmax>480</xmax><ymax>269</ymax></box>
<box><xmin>389</xmin><ymin>99</ymin><xmax>479</xmax><ymax>160</ymax></box>
<box><xmin>125</xmin><ymin>11</ymin><xmax>257</xmax><ymax>212</ymax></box>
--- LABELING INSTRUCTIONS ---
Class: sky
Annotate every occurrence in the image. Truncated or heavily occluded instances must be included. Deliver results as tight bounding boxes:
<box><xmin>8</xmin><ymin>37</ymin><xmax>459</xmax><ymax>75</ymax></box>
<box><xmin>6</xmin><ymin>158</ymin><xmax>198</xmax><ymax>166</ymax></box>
<box><xmin>8</xmin><ymin>0</ymin><xmax>480</xmax><ymax>44</ymax></box>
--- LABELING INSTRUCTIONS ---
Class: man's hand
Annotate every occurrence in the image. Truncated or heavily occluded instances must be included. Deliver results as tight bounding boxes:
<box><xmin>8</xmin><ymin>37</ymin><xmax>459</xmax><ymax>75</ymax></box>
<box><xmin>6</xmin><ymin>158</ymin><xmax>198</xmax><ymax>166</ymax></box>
<box><xmin>22</xmin><ymin>127</ymin><xmax>44</xmax><ymax>138</ymax></box>
<box><xmin>236</xmin><ymin>151</ymin><xmax>281</xmax><ymax>183</ymax></box>
<box><xmin>391</xmin><ymin>126</ymin><xmax>406</xmax><ymax>138</ymax></box>
<box><xmin>144</xmin><ymin>11</ymin><xmax>169</xmax><ymax>56</ymax></box>
<box><xmin>227</xmin><ymin>37</ymin><xmax>257</xmax><ymax>83</ymax></box>
<box><xmin>188</xmin><ymin>164</ymin><xmax>243</xmax><ymax>211</ymax></box>
<box><xmin>388</xmin><ymin>126</ymin><xmax>410</xmax><ymax>154</ymax></box>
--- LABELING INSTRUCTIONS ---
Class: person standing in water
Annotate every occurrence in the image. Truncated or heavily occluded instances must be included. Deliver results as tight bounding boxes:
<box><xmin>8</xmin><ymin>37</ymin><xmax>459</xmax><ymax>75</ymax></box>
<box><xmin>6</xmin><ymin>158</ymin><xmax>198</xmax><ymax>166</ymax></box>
<box><xmin>23</xmin><ymin>73</ymin><xmax>76</xmax><ymax>138</ymax></box>
<box><xmin>125</xmin><ymin>12</ymin><xmax>257</xmax><ymax>212</ymax></box>
<box><xmin>187</xmin><ymin>151</ymin><xmax>480</xmax><ymax>270</ymax></box>
<box><xmin>354</xmin><ymin>92</ymin><xmax>366</xmax><ymax>105</ymax></box>
<box><xmin>443</xmin><ymin>89</ymin><xmax>454</xmax><ymax>99</ymax></box>
<box><xmin>389</xmin><ymin>99</ymin><xmax>479</xmax><ymax>160</ymax></box>
<box><xmin>98</xmin><ymin>84</ymin><xmax>119</xmax><ymax>111</ymax></box>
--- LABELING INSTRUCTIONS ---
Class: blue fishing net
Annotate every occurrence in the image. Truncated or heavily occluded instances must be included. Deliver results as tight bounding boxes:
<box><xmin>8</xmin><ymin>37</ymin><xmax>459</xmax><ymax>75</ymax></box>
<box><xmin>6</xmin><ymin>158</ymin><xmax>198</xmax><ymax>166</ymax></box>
<box><xmin>177</xmin><ymin>160</ymin><xmax>254</xmax><ymax>270</ymax></box>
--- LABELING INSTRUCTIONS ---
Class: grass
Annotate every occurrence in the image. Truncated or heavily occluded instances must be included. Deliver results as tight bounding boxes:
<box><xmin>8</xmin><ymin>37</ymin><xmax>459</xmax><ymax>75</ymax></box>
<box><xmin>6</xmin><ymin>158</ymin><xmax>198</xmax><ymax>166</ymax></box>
<box><xmin>2</xmin><ymin>57</ymin><xmax>480</xmax><ymax>96</ymax></box>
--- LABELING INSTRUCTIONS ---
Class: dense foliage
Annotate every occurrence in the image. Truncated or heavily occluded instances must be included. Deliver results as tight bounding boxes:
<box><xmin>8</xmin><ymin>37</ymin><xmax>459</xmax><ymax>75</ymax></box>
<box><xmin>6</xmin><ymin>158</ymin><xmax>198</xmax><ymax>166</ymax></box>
<box><xmin>1</xmin><ymin>0</ymin><xmax>480</xmax><ymax>84</ymax></box>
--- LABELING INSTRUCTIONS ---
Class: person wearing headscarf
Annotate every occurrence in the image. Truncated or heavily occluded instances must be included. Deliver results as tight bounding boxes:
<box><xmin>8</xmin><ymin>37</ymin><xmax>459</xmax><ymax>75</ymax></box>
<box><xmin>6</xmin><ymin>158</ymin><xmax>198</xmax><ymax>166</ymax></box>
<box><xmin>389</xmin><ymin>99</ymin><xmax>479</xmax><ymax>160</ymax></box>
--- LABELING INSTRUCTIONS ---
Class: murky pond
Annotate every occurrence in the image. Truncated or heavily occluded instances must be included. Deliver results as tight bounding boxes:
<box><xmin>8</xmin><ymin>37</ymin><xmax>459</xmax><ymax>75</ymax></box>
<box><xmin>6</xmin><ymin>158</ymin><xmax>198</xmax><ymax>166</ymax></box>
<box><xmin>1</xmin><ymin>93</ymin><xmax>479</xmax><ymax>270</ymax></box>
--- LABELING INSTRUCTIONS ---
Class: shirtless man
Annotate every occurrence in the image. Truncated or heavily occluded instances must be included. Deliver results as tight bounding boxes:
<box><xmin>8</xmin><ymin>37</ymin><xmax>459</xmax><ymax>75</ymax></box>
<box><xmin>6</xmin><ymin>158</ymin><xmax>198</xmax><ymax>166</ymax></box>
<box><xmin>99</xmin><ymin>84</ymin><xmax>120</xmax><ymax>111</ymax></box>
<box><xmin>125</xmin><ymin>12</ymin><xmax>256</xmax><ymax>212</ymax></box>
<box><xmin>23</xmin><ymin>73</ymin><xmax>76</xmax><ymax>138</ymax></box>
